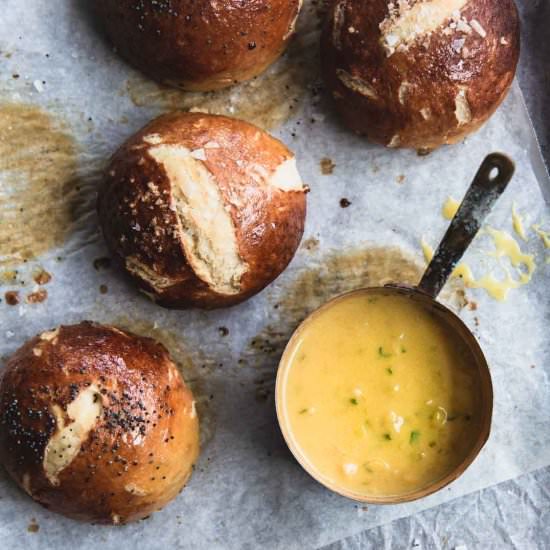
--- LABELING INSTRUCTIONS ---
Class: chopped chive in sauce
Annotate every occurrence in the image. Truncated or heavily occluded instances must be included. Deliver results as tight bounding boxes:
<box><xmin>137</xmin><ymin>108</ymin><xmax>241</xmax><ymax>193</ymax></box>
<box><xmin>367</xmin><ymin>297</ymin><xmax>378</xmax><ymax>304</ymax></box>
<box><xmin>401</xmin><ymin>346</ymin><xmax>407</xmax><ymax>353</ymax></box>
<box><xmin>383</xmin><ymin>433</ymin><xmax>392</xmax><ymax>441</ymax></box>
<box><xmin>349</xmin><ymin>398</ymin><xmax>358</xmax><ymax>405</ymax></box>
<box><xmin>409</xmin><ymin>430</ymin><xmax>421</xmax><ymax>444</ymax></box>
<box><xmin>378</xmin><ymin>347</ymin><xmax>392</xmax><ymax>358</ymax></box>
<box><xmin>364</xmin><ymin>465</ymin><xmax>373</xmax><ymax>473</ymax></box>
<box><xmin>386</xmin><ymin>367</ymin><xmax>393</xmax><ymax>375</ymax></box>
<box><xmin>299</xmin><ymin>408</ymin><xmax>308</xmax><ymax>415</ymax></box>
<box><xmin>429</xmin><ymin>441</ymin><xmax>437</xmax><ymax>448</ymax></box>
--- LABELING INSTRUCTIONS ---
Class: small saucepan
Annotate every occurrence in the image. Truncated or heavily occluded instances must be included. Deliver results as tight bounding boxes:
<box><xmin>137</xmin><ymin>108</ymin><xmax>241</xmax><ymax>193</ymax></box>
<box><xmin>276</xmin><ymin>154</ymin><xmax>515</xmax><ymax>503</ymax></box>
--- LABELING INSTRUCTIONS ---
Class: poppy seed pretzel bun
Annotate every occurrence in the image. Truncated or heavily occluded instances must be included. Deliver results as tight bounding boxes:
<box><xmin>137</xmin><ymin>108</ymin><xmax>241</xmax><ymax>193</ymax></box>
<box><xmin>0</xmin><ymin>322</ymin><xmax>199</xmax><ymax>524</ymax></box>
<box><xmin>98</xmin><ymin>112</ymin><xmax>307</xmax><ymax>309</ymax></box>
<box><xmin>321</xmin><ymin>0</ymin><xmax>520</xmax><ymax>151</ymax></box>
<box><xmin>95</xmin><ymin>0</ymin><xmax>303</xmax><ymax>92</ymax></box>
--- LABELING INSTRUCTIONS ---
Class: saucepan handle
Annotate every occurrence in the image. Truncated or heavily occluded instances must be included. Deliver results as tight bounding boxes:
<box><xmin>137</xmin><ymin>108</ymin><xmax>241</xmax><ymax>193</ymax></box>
<box><xmin>418</xmin><ymin>153</ymin><xmax>515</xmax><ymax>299</ymax></box>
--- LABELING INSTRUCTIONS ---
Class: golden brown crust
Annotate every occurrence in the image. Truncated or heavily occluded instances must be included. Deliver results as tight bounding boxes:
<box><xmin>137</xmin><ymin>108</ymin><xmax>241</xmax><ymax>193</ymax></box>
<box><xmin>0</xmin><ymin>322</ymin><xmax>199</xmax><ymax>524</ymax></box>
<box><xmin>95</xmin><ymin>0</ymin><xmax>302</xmax><ymax>91</ymax></box>
<box><xmin>98</xmin><ymin>112</ymin><xmax>307</xmax><ymax>309</ymax></box>
<box><xmin>321</xmin><ymin>0</ymin><xmax>520</xmax><ymax>150</ymax></box>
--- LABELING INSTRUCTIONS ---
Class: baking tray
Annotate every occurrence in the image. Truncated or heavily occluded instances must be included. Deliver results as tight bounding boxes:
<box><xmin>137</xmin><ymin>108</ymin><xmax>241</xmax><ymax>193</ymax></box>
<box><xmin>1</xmin><ymin>1</ymin><xmax>550</xmax><ymax>548</ymax></box>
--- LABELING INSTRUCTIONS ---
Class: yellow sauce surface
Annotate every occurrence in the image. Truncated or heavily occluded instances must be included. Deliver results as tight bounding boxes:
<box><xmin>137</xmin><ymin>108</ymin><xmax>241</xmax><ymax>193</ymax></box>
<box><xmin>279</xmin><ymin>292</ymin><xmax>480</xmax><ymax>498</ymax></box>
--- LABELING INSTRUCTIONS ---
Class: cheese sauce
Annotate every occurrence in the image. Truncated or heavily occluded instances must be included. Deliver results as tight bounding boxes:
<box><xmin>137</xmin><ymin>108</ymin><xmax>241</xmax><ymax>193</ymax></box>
<box><xmin>533</xmin><ymin>225</ymin><xmax>550</xmax><ymax>249</ymax></box>
<box><xmin>442</xmin><ymin>196</ymin><xmax>460</xmax><ymax>220</ymax></box>
<box><xmin>512</xmin><ymin>204</ymin><xmax>527</xmax><ymax>241</ymax></box>
<box><xmin>279</xmin><ymin>292</ymin><xmax>481</xmax><ymax>498</ymax></box>
<box><xmin>422</xmin><ymin>227</ymin><xmax>536</xmax><ymax>301</ymax></box>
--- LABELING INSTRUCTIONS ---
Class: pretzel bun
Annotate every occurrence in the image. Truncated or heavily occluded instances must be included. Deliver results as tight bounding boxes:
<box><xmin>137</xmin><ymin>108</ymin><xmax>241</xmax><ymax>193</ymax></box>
<box><xmin>0</xmin><ymin>322</ymin><xmax>199</xmax><ymax>524</ymax></box>
<box><xmin>95</xmin><ymin>0</ymin><xmax>303</xmax><ymax>91</ymax></box>
<box><xmin>321</xmin><ymin>0</ymin><xmax>520</xmax><ymax>151</ymax></box>
<box><xmin>98</xmin><ymin>112</ymin><xmax>307</xmax><ymax>309</ymax></box>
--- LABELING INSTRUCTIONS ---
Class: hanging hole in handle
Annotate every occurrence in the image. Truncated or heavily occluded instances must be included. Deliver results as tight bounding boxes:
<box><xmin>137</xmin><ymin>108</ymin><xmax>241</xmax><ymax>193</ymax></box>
<box><xmin>489</xmin><ymin>167</ymin><xmax>500</xmax><ymax>181</ymax></box>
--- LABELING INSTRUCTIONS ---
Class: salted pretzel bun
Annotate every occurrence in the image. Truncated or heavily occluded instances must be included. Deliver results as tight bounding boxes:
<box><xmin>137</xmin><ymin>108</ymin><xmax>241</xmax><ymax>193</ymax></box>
<box><xmin>321</xmin><ymin>0</ymin><xmax>520</xmax><ymax>151</ymax></box>
<box><xmin>0</xmin><ymin>322</ymin><xmax>199</xmax><ymax>524</ymax></box>
<box><xmin>98</xmin><ymin>112</ymin><xmax>307</xmax><ymax>309</ymax></box>
<box><xmin>95</xmin><ymin>0</ymin><xmax>303</xmax><ymax>91</ymax></box>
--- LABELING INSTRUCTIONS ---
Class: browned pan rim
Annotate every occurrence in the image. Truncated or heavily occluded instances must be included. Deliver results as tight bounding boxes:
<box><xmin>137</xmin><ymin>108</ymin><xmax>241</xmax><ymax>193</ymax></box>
<box><xmin>275</xmin><ymin>285</ymin><xmax>493</xmax><ymax>504</ymax></box>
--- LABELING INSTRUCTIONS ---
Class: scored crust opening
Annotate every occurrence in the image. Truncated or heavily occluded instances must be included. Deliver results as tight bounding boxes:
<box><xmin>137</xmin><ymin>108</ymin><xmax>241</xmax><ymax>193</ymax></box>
<box><xmin>268</xmin><ymin>157</ymin><xmax>304</xmax><ymax>191</ymax></box>
<box><xmin>148</xmin><ymin>144</ymin><xmax>248</xmax><ymax>295</ymax></box>
<box><xmin>43</xmin><ymin>384</ymin><xmax>102</xmax><ymax>485</ymax></box>
<box><xmin>125</xmin><ymin>256</ymin><xmax>176</xmax><ymax>291</ymax></box>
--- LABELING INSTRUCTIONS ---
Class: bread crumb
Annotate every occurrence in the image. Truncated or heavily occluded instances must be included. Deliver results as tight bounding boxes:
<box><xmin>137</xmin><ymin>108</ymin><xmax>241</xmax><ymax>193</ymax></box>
<box><xmin>301</xmin><ymin>237</ymin><xmax>320</xmax><ymax>251</ymax></box>
<box><xmin>340</xmin><ymin>198</ymin><xmax>352</xmax><ymax>208</ymax></box>
<box><xmin>33</xmin><ymin>269</ymin><xmax>51</xmax><ymax>285</ymax></box>
<box><xmin>320</xmin><ymin>157</ymin><xmax>335</xmax><ymax>175</ymax></box>
<box><xmin>27</xmin><ymin>520</ymin><xmax>40</xmax><ymax>533</ymax></box>
<box><xmin>4</xmin><ymin>290</ymin><xmax>20</xmax><ymax>306</ymax></box>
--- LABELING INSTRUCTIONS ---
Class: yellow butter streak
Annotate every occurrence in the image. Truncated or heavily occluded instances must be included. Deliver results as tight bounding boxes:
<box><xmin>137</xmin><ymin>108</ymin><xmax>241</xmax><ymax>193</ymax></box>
<box><xmin>421</xmin><ymin>238</ymin><xmax>434</xmax><ymax>264</ymax></box>
<box><xmin>532</xmin><ymin>225</ymin><xmax>550</xmax><ymax>249</ymax></box>
<box><xmin>512</xmin><ymin>204</ymin><xmax>527</xmax><ymax>241</ymax></box>
<box><xmin>442</xmin><ymin>197</ymin><xmax>460</xmax><ymax>220</ymax></box>
<box><xmin>421</xmin><ymin>228</ymin><xmax>536</xmax><ymax>301</ymax></box>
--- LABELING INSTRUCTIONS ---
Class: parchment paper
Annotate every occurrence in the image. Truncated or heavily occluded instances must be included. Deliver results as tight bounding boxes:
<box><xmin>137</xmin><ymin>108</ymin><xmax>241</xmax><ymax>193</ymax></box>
<box><xmin>1</xmin><ymin>1</ymin><xmax>549</xmax><ymax>549</ymax></box>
